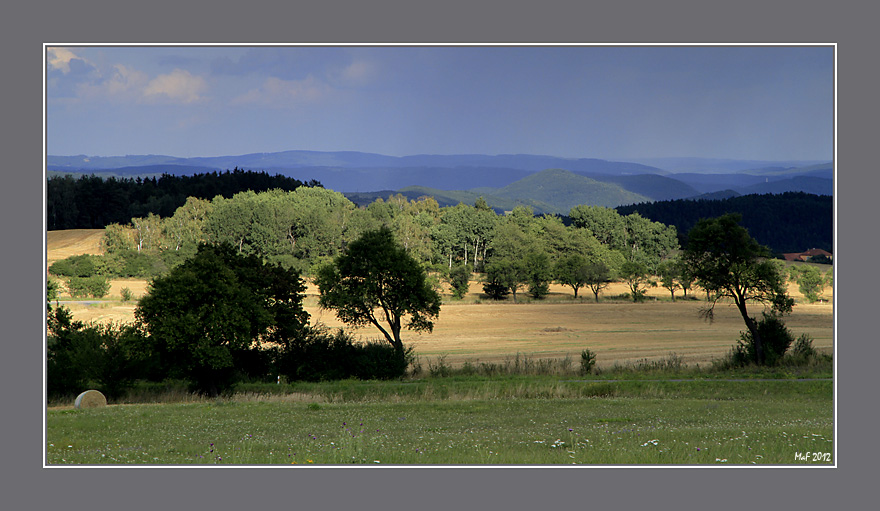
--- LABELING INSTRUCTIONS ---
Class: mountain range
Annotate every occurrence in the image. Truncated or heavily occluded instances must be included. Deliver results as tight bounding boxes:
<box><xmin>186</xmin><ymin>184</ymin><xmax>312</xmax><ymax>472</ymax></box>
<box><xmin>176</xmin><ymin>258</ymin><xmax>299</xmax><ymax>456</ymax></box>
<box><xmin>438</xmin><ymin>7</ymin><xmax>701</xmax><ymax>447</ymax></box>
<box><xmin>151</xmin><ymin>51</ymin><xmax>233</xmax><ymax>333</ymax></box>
<box><xmin>47</xmin><ymin>150</ymin><xmax>833</xmax><ymax>215</ymax></box>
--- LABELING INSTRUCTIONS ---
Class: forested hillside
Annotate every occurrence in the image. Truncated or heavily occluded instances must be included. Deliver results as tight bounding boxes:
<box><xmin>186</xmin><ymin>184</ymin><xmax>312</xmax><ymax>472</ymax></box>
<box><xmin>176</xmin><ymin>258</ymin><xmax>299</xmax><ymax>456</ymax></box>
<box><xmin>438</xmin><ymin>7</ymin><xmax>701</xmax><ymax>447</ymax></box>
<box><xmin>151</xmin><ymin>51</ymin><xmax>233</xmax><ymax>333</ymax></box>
<box><xmin>46</xmin><ymin>169</ymin><xmax>319</xmax><ymax>230</ymax></box>
<box><xmin>616</xmin><ymin>192</ymin><xmax>833</xmax><ymax>254</ymax></box>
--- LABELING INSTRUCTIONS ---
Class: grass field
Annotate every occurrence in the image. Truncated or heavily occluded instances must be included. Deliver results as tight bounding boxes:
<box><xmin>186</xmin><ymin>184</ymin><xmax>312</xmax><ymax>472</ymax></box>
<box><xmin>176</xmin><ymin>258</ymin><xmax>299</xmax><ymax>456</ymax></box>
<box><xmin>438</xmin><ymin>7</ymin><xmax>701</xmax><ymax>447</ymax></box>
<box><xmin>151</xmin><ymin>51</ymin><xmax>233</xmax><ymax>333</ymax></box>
<box><xmin>45</xmin><ymin>378</ymin><xmax>833</xmax><ymax>465</ymax></box>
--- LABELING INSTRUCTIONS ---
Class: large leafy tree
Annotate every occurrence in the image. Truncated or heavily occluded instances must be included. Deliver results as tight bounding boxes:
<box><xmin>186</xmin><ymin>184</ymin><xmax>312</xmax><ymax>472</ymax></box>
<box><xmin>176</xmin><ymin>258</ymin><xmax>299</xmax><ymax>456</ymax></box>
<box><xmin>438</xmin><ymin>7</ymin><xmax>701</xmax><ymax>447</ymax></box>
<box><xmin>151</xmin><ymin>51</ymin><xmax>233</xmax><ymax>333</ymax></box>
<box><xmin>135</xmin><ymin>243</ymin><xmax>309</xmax><ymax>395</ymax></box>
<box><xmin>315</xmin><ymin>227</ymin><xmax>441</xmax><ymax>355</ymax></box>
<box><xmin>683</xmin><ymin>214</ymin><xmax>793</xmax><ymax>364</ymax></box>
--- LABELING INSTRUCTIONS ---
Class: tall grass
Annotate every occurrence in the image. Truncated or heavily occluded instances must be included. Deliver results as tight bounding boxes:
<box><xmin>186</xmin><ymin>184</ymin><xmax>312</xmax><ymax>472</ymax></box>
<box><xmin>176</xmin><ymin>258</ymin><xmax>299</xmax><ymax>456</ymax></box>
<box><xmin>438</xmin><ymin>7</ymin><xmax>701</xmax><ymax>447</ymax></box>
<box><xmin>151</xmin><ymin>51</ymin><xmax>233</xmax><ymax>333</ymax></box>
<box><xmin>47</xmin><ymin>348</ymin><xmax>832</xmax><ymax>409</ymax></box>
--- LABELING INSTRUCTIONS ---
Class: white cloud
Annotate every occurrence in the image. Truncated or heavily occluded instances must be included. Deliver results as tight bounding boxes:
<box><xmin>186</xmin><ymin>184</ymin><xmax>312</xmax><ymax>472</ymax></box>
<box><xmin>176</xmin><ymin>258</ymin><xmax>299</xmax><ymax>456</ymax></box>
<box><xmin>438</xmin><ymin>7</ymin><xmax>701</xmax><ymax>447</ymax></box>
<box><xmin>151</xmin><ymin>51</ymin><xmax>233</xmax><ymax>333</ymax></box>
<box><xmin>47</xmin><ymin>47</ymin><xmax>82</xmax><ymax>73</ymax></box>
<box><xmin>232</xmin><ymin>75</ymin><xmax>330</xmax><ymax>107</ymax></box>
<box><xmin>340</xmin><ymin>60</ymin><xmax>375</xmax><ymax>84</ymax></box>
<box><xmin>74</xmin><ymin>64</ymin><xmax>149</xmax><ymax>101</ymax></box>
<box><xmin>143</xmin><ymin>69</ymin><xmax>207</xmax><ymax>104</ymax></box>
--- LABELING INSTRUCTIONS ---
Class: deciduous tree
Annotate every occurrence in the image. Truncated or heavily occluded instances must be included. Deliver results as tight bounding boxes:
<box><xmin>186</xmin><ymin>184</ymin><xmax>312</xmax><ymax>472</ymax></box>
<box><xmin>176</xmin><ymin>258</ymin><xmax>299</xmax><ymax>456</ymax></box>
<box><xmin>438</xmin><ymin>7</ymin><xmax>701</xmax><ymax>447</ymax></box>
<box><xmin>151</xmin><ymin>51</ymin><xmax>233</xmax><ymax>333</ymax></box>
<box><xmin>683</xmin><ymin>214</ymin><xmax>793</xmax><ymax>365</ymax></box>
<box><xmin>315</xmin><ymin>227</ymin><xmax>441</xmax><ymax>355</ymax></box>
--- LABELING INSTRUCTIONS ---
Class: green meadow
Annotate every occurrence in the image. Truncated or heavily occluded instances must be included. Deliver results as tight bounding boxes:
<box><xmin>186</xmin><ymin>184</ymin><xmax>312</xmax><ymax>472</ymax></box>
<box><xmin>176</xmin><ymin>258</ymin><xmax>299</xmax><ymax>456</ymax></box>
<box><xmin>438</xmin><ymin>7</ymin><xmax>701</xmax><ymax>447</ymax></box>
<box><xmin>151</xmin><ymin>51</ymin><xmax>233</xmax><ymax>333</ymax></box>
<box><xmin>46</xmin><ymin>376</ymin><xmax>833</xmax><ymax>466</ymax></box>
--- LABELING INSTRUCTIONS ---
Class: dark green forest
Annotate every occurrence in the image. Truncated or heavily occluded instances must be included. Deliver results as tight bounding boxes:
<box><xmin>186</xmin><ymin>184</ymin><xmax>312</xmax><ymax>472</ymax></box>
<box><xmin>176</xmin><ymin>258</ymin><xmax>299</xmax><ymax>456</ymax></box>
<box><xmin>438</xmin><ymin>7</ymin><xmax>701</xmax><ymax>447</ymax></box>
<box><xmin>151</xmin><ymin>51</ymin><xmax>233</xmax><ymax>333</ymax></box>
<box><xmin>46</xmin><ymin>169</ymin><xmax>320</xmax><ymax>230</ymax></box>
<box><xmin>615</xmin><ymin>192</ymin><xmax>833</xmax><ymax>254</ymax></box>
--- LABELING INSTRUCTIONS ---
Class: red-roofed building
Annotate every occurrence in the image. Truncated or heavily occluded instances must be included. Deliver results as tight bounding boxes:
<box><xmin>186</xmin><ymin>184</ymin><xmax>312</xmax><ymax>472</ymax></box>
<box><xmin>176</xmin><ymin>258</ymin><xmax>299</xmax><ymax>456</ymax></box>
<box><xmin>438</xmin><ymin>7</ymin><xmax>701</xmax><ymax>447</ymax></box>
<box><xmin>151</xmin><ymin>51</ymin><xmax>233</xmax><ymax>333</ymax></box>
<box><xmin>782</xmin><ymin>248</ymin><xmax>833</xmax><ymax>262</ymax></box>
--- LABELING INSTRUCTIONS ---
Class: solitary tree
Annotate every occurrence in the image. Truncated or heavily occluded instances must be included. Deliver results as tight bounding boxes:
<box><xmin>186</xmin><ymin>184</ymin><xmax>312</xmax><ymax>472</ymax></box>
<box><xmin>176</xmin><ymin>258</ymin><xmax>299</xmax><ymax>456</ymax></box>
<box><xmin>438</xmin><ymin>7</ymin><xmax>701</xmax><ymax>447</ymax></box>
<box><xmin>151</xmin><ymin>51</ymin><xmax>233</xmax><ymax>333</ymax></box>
<box><xmin>683</xmin><ymin>214</ymin><xmax>793</xmax><ymax>365</ymax></box>
<box><xmin>315</xmin><ymin>227</ymin><xmax>441</xmax><ymax>356</ymax></box>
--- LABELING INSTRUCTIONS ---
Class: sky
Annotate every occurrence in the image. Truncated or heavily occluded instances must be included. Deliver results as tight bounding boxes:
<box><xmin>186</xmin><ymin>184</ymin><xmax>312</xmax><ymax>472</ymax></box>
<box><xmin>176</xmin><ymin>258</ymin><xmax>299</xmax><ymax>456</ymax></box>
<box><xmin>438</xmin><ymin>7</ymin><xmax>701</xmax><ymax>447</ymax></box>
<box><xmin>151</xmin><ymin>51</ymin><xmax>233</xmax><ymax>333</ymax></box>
<box><xmin>45</xmin><ymin>45</ymin><xmax>835</xmax><ymax>162</ymax></box>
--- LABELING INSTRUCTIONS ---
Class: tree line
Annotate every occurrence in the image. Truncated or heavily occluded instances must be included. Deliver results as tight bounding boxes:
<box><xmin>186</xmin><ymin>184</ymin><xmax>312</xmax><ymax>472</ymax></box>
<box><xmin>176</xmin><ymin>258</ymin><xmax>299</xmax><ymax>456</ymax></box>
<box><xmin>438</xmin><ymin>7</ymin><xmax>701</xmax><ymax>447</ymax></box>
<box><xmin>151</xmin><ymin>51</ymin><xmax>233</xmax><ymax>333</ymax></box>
<box><xmin>46</xmin><ymin>169</ymin><xmax>320</xmax><ymax>230</ymax></box>
<box><xmin>66</xmin><ymin>187</ymin><xmax>681</xmax><ymax>298</ymax></box>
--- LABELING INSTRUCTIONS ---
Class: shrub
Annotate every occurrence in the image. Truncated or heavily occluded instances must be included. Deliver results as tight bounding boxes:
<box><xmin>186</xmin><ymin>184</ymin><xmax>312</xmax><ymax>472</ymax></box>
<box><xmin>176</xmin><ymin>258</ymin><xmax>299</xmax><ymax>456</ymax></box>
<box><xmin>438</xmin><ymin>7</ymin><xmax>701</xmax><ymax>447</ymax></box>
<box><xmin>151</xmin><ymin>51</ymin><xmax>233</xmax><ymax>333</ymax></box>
<box><xmin>120</xmin><ymin>287</ymin><xmax>133</xmax><ymax>302</ymax></box>
<box><xmin>65</xmin><ymin>275</ymin><xmax>110</xmax><ymax>298</ymax></box>
<box><xmin>49</xmin><ymin>254</ymin><xmax>101</xmax><ymax>277</ymax></box>
<box><xmin>788</xmin><ymin>333</ymin><xmax>818</xmax><ymax>362</ymax></box>
<box><xmin>427</xmin><ymin>354</ymin><xmax>452</xmax><ymax>378</ymax></box>
<box><xmin>732</xmin><ymin>312</ymin><xmax>794</xmax><ymax>366</ymax></box>
<box><xmin>275</xmin><ymin>326</ymin><xmax>410</xmax><ymax>382</ymax></box>
<box><xmin>580</xmin><ymin>349</ymin><xmax>597</xmax><ymax>375</ymax></box>
<box><xmin>528</xmin><ymin>280</ymin><xmax>550</xmax><ymax>299</ymax></box>
<box><xmin>47</xmin><ymin>307</ymin><xmax>150</xmax><ymax>400</ymax></box>
<box><xmin>116</xmin><ymin>249</ymin><xmax>168</xmax><ymax>278</ymax></box>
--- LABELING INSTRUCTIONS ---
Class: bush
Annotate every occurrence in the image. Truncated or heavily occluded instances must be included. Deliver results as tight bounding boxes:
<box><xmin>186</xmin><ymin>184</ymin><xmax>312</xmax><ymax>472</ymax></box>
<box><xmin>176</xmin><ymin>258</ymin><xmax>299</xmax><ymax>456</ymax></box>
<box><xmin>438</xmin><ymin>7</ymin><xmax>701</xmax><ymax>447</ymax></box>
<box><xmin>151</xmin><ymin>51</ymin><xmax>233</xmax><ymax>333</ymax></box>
<box><xmin>47</xmin><ymin>307</ymin><xmax>150</xmax><ymax>400</ymax></box>
<box><xmin>788</xmin><ymin>333</ymin><xmax>818</xmax><ymax>363</ymax></box>
<box><xmin>275</xmin><ymin>326</ymin><xmax>410</xmax><ymax>382</ymax></box>
<box><xmin>528</xmin><ymin>280</ymin><xmax>550</xmax><ymax>300</ymax></box>
<box><xmin>65</xmin><ymin>275</ymin><xmax>110</xmax><ymax>298</ymax></box>
<box><xmin>49</xmin><ymin>254</ymin><xmax>101</xmax><ymax>277</ymax></box>
<box><xmin>731</xmin><ymin>312</ymin><xmax>794</xmax><ymax>366</ymax></box>
<box><xmin>115</xmin><ymin>249</ymin><xmax>168</xmax><ymax>278</ymax></box>
<box><xmin>580</xmin><ymin>349</ymin><xmax>597</xmax><ymax>375</ymax></box>
<box><xmin>120</xmin><ymin>287</ymin><xmax>133</xmax><ymax>302</ymax></box>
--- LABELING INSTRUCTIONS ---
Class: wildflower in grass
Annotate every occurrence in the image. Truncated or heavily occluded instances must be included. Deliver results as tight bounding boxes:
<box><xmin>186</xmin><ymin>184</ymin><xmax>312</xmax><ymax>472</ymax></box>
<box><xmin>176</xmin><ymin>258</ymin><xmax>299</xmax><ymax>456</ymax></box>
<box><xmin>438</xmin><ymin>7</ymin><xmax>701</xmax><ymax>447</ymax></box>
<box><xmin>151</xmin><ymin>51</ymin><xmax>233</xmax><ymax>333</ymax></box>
<box><xmin>307</xmin><ymin>459</ymin><xmax>314</xmax><ymax>463</ymax></box>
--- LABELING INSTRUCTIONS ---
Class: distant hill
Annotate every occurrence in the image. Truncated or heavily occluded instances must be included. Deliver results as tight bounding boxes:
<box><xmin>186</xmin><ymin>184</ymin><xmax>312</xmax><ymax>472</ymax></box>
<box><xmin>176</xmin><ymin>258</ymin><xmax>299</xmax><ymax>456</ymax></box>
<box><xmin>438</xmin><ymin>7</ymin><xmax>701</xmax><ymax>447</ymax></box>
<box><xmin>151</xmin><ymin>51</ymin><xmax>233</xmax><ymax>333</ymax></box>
<box><xmin>670</xmin><ymin>171</ymin><xmax>833</xmax><ymax>196</ymax></box>
<box><xmin>47</xmin><ymin>164</ymin><xmax>224</xmax><ymax>179</ymax></box>
<box><xmin>688</xmin><ymin>189</ymin><xmax>742</xmax><ymax>201</ymax></box>
<box><xmin>735</xmin><ymin>162</ymin><xmax>833</xmax><ymax>178</ymax></box>
<box><xmin>263</xmin><ymin>166</ymin><xmax>535</xmax><ymax>192</ymax></box>
<box><xmin>399</xmin><ymin>186</ymin><xmax>558</xmax><ymax>214</ymax></box>
<box><xmin>736</xmin><ymin>175</ymin><xmax>833</xmax><ymax>196</ymax></box>
<box><xmin>47</xmin><ymin>150</ymin><xmax>834</xmax><ymax>214</ymax></box>
<box><xmin>345</xmin><ymin>169</ymin><xmax>652</xmax><ymax>215</ymax></box>
<box><xmin>488</xmin><ymin>169</ymin><xmax>650</xmax><ymax>213</ymax></box>
<box><xmin>627</xmin><ymin>157</ymin><xmax>831</xmax><ymax>174</ymax></box>
<box><xmin>575</xmin><ymin>172</ymin><xmax>701</xmax><ymax>201</ymax></box>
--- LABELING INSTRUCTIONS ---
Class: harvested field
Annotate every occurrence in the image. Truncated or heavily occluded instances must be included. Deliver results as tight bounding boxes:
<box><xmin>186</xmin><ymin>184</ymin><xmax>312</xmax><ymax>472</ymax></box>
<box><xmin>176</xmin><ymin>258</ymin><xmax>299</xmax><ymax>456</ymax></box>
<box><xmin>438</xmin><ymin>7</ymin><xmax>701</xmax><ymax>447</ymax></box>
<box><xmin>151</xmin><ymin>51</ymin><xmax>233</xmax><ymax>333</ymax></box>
<box><xmin>311</xmin><ymin>299</ymin><xmax>833</xmax><ymax>369</ymax></box>
<box><xmin>60</xmin><ymin>280</ymin><xmax>833</xmax><ymax>369</ymax></box>
<box><xmin>47</xmin><ymin>229</ymin><xmax>834</xmax><ymax>369</ymax></box>
<box><xmin>46</xmin><ymin>229</ymin><xmax>105</xmax><ymax>266</ymax></box>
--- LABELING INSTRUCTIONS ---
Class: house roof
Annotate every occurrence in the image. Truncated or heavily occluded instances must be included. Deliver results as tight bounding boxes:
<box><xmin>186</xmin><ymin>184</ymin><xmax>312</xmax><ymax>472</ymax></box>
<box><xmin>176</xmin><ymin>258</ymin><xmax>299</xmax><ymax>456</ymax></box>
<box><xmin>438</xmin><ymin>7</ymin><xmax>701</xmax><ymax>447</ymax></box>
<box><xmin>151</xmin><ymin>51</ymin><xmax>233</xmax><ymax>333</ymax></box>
<box><xmin>782</xmin><ymin>248</ymin><xmax>833</xmax><ymax>261</ymax></box>
<box><xmin>802</xmin><ymin>248</ymin><xmax>833</xmax><ymax>257</ymax></box>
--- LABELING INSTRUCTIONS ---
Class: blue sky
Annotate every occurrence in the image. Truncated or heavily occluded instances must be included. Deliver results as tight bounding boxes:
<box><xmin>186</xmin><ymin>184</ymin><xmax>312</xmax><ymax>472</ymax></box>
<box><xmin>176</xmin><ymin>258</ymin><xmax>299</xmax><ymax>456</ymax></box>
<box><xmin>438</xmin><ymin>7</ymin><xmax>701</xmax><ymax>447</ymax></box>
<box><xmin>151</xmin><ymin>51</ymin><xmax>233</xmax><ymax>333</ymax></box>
<box><xmin>46</xmin><ymin>45</ymin><xmax>834</xmax><ymax>161</ymax></box>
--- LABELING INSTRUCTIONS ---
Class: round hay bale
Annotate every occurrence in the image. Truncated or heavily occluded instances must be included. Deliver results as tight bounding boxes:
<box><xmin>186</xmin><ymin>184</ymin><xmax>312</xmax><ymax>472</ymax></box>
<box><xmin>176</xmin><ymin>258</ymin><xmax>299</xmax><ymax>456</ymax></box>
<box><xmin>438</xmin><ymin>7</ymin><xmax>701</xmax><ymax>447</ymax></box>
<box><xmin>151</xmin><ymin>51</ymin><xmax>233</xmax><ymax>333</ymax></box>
<box><xmin>74</xmin><ymin>390</ymin><xmax>107</xmax><ymax>409</ymax></box>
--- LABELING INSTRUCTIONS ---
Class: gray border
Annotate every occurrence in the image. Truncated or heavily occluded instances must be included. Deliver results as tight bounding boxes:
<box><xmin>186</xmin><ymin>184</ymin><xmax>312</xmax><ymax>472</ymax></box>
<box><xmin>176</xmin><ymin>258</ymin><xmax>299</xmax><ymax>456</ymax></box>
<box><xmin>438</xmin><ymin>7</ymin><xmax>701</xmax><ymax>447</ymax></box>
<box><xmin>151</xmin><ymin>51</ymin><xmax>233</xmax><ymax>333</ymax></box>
<box><xmin>11</xmin><ymin>0</ymin><xmax>871</xmax><ymax>508</ymax></box>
